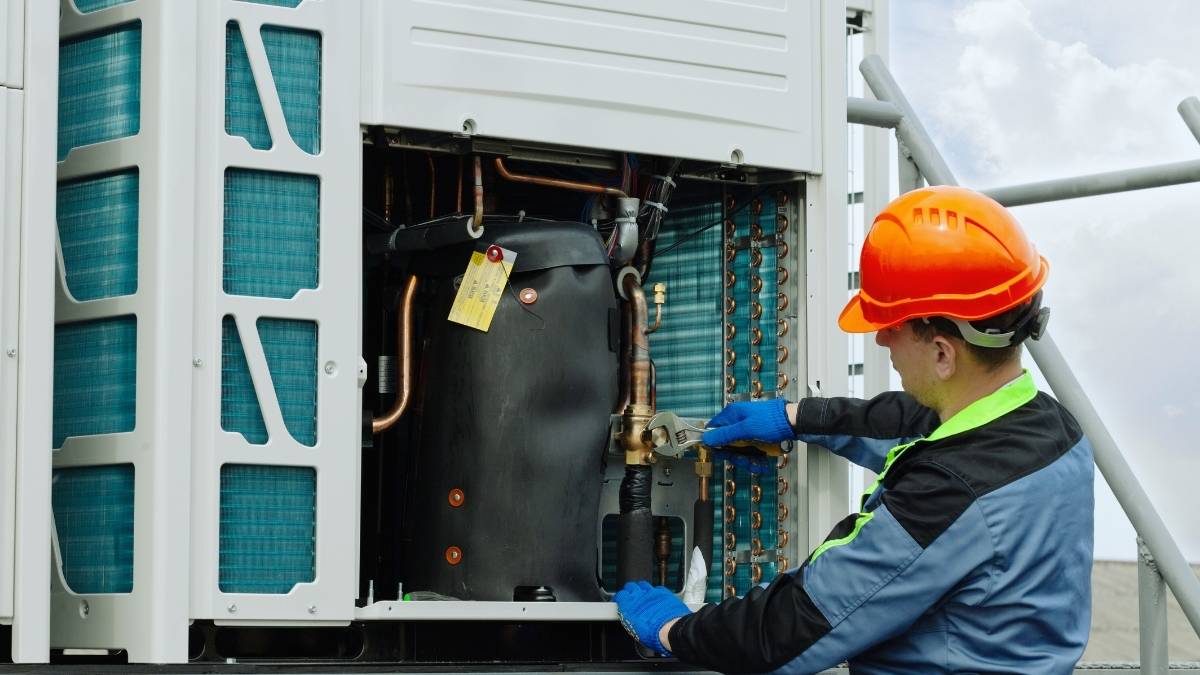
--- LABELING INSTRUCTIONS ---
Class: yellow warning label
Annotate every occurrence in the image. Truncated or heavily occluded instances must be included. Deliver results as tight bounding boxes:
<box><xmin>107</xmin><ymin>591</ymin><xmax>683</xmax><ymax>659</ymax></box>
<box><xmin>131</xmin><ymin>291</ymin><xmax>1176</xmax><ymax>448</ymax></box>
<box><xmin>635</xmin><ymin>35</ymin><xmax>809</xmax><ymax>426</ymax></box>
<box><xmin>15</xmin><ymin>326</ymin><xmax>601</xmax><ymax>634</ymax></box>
<box><xmin>447</xmin><ymin>247</ymin><xmax>516</xmax><ymax>332</ymax></box>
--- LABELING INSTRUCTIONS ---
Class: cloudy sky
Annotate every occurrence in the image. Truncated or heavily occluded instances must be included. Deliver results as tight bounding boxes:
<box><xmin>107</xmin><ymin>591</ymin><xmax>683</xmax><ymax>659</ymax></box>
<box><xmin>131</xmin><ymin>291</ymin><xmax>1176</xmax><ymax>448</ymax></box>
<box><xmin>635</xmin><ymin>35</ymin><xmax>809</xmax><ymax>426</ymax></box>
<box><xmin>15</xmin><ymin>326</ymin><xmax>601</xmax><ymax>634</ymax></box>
<box><xmin>887</xmin><ymin>0</ymin><xmax>1200</xmax><ymax>561</ymax></box>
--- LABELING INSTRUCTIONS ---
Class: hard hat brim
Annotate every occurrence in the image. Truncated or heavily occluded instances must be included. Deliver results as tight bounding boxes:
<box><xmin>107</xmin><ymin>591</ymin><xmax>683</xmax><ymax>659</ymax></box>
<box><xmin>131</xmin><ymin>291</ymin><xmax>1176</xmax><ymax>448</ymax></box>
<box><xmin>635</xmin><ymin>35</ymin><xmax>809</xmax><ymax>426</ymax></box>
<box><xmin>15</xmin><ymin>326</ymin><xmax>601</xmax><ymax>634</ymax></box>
<box><xmin>838</xmin><ymin>293</ymin><xmax>895</xmax><ymax>334</ymax></box>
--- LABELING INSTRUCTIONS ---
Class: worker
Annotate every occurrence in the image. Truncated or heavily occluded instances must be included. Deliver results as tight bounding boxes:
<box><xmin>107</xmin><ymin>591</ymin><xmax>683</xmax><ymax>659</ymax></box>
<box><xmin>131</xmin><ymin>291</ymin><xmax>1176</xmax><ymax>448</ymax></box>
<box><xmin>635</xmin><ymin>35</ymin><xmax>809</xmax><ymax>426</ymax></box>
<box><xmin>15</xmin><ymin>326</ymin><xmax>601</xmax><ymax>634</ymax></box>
<box><xmin>615</xmin><ymin>185</ymin><xmax>1093</xmax><ymax>674</ymax></box>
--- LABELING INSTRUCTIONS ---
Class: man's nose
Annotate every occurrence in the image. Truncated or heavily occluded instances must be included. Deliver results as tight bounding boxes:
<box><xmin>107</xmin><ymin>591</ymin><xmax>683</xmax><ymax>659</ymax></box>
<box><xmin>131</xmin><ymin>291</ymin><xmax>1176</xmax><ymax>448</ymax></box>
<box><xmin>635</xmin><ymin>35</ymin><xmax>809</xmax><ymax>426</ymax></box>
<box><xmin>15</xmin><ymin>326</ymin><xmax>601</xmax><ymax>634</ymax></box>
<box><xmin>874</xmin><ymin>329</ymin><xmax>890</xmax><ymax>347</ymax></box>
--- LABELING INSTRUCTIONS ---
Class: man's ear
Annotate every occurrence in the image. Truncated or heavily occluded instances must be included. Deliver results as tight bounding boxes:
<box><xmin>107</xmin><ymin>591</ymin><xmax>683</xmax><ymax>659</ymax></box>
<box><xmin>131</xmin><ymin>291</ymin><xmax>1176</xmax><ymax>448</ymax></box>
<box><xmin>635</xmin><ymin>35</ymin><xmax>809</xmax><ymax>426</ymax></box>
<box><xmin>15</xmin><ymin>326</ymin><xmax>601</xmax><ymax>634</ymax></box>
<box><xmin>931</xmin><ymin>334</ymin><xmax>957</xmax><ymax>381</ymax></box>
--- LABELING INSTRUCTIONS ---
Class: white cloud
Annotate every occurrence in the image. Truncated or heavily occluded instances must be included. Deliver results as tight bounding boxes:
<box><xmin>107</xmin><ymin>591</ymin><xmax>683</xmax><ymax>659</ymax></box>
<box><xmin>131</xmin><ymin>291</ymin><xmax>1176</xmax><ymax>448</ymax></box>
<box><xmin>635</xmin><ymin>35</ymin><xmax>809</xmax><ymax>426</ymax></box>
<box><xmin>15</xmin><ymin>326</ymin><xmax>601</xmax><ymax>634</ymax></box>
<box><xmin>891</xmin><ymin>0</ymin><xmax>1200</xmax><ymax>561</ymax></box>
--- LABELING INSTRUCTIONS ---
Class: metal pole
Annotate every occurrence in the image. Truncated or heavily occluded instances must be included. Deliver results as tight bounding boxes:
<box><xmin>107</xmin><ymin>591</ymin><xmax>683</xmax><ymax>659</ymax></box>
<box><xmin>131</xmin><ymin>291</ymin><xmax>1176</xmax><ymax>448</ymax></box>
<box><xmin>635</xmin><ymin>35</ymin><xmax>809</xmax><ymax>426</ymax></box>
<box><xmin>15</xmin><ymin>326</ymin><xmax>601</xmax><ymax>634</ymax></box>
<box><xmin>1179</xmin><ymin>96</ymin><xmax>1200</xmax><ymax>146</ymax></box>
<box><xmin>859</xmin><ymin>54</ymin><xmax>1200</xmax><ymax>638</ymax></box>
<box><xmin>1138</xmin><ymin>537</ymin><xmax>1169</xmax><ymax>675</ymax></box>
<box><xmin>1032</xmin><ymin>336</ymin><xmax>1200</xmax><ymax>636</ymax></box>
<box><xmin>982</xmin><ymin>159</ymin><xmax>1200</xmax><ymax>207</ymax></box>
<box><xmin>859</xmin><ymin>55</ymin><xmax>958</xmax><ymax>186</ymax></box>
<box><xmin>847</xmin><ymin>97</ymin><xmax>902</xmax><ymax>128</ymax></box>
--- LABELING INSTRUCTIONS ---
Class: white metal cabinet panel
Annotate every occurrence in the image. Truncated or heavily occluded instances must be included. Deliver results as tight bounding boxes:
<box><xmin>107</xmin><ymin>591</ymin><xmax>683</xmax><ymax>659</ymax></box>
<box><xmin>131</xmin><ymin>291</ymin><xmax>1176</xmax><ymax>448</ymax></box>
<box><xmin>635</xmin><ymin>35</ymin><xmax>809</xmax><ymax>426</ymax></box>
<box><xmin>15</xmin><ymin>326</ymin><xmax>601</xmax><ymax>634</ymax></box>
<box><xmin>190</xmin><ymin>0</ymin><xmax>362</xmax><ymax>625</ymax></box>
<box><xmin>1</xmin><ymin>0</ymin><xmax>22</xmax><ymax>88</ymax></box>
<box><xmin>0</xmin><ymin>87</ymin><xmax>18</xmax><ymax>628</ymax></box>
<box><xmin>362</xmin><ymin>0</ymin><xmax>822</xmax><ymax>172</ymax></box>
<box><xmin>49</xmin><ymin>0</ymin><xmax>194</xmax><ymax>663</ymax></box>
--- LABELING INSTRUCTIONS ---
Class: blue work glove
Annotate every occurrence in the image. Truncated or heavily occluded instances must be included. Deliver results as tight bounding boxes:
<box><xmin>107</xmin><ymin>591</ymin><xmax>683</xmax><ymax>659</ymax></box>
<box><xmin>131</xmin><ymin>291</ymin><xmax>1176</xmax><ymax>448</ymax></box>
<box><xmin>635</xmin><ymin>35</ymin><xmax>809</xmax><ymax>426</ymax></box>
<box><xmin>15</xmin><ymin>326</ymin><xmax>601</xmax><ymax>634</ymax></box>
<box><xmin>614</xmin><ymin>581</ymin><xmax>691</xmax><ymax>655</ymax></box>
<box><xmin>701</xmin><ymin>398</ymin><xmax>794</xmax><ymax>448</ymax></box>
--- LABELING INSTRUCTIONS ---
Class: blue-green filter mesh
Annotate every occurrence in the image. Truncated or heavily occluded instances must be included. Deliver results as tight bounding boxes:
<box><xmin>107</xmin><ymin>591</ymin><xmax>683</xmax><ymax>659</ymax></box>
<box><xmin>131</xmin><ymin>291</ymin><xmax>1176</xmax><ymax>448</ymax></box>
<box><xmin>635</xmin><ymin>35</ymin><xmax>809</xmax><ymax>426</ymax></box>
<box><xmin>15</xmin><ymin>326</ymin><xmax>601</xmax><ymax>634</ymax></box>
<box><xmin>223</xmin><ymin>169</ymin><xmax>319</xmax><ymax>298</ymax></box>
<box><xmin>53</xmin><ymin>316</ymin><xmax>136</xmax><ymax>448</ymax></box>
<box><xmin>56</xmin><ymin>170</ymin><xmax>138</xmax><ymax>301</ymax></box>
<box><xmin>52</xmin><ymin>464</ymin><xmax>134</xmax><ymax>594</ymax></box>
<box><xmin>225</xmin><ymin>22</ymin><xmax>271</xmax><ymax>150</ymax></box>
<box><xmin>258</xmin><ymin>318</ymin><xmax>318</xmax><ymax>446</ymax></box>
<box><xmin>58</xmin><ymin>22</ymin><xmax>140</xmax><ymax>160</ymax></box>
<box><xmin>238</xmin><ymin>0</ymin><xmax>304</xmax><ymax>6</ymax></box>
<box><xmin>219</xmin><ymin>464</ymin><xmax>316</xmax><ymax>593</ymax></box>
<box><xmin>262</xmin><ymin>26</ymin><xmax>321</xmax><ymax>154</ymax></box>
<box><xmin>71</xmin><ymin>0</ymin><xmax>133</xmax><ymax>12</ymax></box>
<box><xmin>645</xmin><ymin>201</ymin><xmax>723</xmax><ymax>418</ymax></box>
<box><xmin>221</xmin><ymin>317</ymin><xmax>268</xmax><ymax>444</ymax></box>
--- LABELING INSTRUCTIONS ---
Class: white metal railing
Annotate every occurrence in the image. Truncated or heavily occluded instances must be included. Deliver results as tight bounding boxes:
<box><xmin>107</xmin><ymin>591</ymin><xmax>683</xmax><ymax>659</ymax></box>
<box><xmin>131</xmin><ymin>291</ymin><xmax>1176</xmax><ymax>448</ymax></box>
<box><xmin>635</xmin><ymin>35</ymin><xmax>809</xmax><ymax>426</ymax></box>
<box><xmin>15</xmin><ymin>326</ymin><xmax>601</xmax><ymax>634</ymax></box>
<box><xmin>848</xmin><ymin>56</ymin><xmax>1200</xmax><ymax>674</ymax></box>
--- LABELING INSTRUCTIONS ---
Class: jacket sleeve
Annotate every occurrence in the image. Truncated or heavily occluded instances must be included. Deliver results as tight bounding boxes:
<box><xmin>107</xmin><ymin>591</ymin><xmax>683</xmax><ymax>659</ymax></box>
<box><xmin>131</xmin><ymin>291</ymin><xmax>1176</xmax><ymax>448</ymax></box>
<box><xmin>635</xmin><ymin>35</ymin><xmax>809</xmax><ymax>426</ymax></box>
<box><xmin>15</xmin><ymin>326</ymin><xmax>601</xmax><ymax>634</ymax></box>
<box><xmin>793</xmin><ymin>392</ymin><xmax>939</xmax><ymax>472</ymax></box>
<box><xmin>666</xmin><ymin>460</ymin><xmax>991</xmax><ymax>674</ymax></box>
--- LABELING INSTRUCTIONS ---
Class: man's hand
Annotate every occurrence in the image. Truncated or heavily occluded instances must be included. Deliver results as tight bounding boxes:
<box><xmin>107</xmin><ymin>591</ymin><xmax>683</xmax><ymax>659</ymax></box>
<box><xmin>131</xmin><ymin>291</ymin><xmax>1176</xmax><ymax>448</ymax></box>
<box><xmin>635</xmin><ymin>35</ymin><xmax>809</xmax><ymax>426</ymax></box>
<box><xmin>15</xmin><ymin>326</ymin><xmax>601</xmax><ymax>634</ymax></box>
<box><xmin>614</xmin><ymin>581</ymin><xmax>691</xmax><ymax>656</ymax></box>
<box><xmin>701</xmin><ymin>398</ymin><xmax>796</xmax><ymax>448</ymax></box>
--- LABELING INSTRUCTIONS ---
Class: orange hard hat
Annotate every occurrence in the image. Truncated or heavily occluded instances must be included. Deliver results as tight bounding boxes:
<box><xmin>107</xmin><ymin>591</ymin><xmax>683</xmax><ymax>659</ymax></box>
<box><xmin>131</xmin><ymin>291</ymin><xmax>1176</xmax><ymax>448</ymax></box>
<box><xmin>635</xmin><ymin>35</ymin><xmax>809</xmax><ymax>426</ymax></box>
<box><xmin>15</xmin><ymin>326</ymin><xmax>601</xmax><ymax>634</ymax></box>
<box><xmin>839</xmin><ymin>186</ymin><xmax>1048</xmax><ymax>333</ymax></box>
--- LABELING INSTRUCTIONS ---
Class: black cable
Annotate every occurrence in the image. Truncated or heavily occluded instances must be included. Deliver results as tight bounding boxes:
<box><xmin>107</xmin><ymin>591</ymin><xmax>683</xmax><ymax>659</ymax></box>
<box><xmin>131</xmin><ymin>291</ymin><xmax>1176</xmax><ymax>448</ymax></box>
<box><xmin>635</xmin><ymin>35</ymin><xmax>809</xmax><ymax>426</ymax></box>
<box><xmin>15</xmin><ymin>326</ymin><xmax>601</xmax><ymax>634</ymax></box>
<box><xmin>653</xmin><ymin>186</ymin><xmax>770</xmax><ymax>257</ymax></box>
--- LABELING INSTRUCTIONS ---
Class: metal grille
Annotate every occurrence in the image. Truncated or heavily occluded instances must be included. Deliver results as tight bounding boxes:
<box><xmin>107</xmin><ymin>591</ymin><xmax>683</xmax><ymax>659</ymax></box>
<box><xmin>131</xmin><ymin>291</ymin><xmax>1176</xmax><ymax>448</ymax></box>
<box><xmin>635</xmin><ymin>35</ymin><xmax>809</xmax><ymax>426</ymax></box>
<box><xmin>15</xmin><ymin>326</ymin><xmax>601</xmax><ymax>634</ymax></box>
<box><xmin>57</xmin><ymin>22</ymin><xmax>141</xmax><ymax>160</ymax></box>
<box><xmin>261</xmin><ymin>26</ymin><xmax>321</xmax><ymax>154</ymax></box>
<box><xmin>56</xmin><ymin>170</ymin><xmax>139</xmax><ymax>301</ymax></box>
<box><xmin>218</xmin><ymin>464</ymin><xmax>316</xmax><ymax>593</ymax></box>
<box><xmin>71</xmin><ymin>0</ymin><xmax>134</xmax><ymax>12</ymax></box>
<box><xmin>52</xmin><ymin>316</ymin><xmax>137</xmax><ymax>448</ymax></box>
<box><xmin>222</xmin><ymin>168</ymin><xmax>319</xmax><ymax>299</ymax></box>
<box><xmin>52</xmin><ymin>464</ymin><xmax>135</xmax><ymax>594</ymax></box>
<box><xmin>221</xmin><ymin>316</ymin><xmax>268</xmax><ymax>444</ymax></box>
<box><xmin>258</xmin><ymin>318</ymin><xmax>318</xmax><ymax>446</ymax></box>
<box><xmin>224</xmin><ymin>22</ymin><xmax>271</xmax><ymax>150</ymax></box>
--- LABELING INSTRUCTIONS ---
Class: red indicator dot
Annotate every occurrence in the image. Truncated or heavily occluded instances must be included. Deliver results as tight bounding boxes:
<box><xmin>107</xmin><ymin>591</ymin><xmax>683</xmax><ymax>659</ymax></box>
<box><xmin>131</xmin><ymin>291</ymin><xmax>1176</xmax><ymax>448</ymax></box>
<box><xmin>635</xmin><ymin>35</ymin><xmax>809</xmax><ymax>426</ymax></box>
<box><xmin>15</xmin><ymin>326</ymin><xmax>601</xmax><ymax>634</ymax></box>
<box><xmin>486</xmin><ymin>245</ymin><xmax>503</xmax><ymax>262</ymax></box>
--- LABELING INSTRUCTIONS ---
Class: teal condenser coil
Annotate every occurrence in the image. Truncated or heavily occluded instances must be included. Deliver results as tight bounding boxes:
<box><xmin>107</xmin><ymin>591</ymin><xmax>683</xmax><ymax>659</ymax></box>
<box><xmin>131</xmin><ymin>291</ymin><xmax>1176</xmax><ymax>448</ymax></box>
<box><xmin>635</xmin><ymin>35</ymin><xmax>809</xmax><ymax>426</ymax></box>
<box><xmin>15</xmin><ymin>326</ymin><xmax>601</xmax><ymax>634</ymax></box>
<box><xmin>602</xmin><ymin>189</ymin><xmax>783</xmax><ymax>601</ymax></box>
<box><xmin>218</xmin><ymin>15</ymin><xmax>321</xmax><ymax>594</ymax></box>
<box><xmin>51</xmin><ymin>17</ymin><xmax>142</xmax><ymax>594</ymax></box>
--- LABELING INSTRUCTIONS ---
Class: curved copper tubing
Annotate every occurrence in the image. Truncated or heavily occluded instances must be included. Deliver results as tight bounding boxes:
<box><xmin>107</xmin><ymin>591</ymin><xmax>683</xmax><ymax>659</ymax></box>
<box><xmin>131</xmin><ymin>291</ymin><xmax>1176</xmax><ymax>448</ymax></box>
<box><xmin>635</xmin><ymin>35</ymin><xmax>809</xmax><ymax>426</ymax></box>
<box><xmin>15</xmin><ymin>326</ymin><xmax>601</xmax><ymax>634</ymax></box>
<box><xmin>623</xmin><ymin>275</ymin><xmax>652</xmax><ymax>411</ymax></box>
<box><xmin>456</xmin><ymin>156</ymin><xmax>464</xmax><ymax>213</ymax></box>
<box><xmin>472</xmin><ymin>156</ymin><xmax>484</xmax><ymax>233</ymax></box>
<box><xmin>494</xmin><ymin>157</ymin><xmax>627</xmax><ymax>197</ymax></box>
<box><xmin>372</xmin><ymin>276</ymin><xmax>419</xmax><ymax>435</ymax></box>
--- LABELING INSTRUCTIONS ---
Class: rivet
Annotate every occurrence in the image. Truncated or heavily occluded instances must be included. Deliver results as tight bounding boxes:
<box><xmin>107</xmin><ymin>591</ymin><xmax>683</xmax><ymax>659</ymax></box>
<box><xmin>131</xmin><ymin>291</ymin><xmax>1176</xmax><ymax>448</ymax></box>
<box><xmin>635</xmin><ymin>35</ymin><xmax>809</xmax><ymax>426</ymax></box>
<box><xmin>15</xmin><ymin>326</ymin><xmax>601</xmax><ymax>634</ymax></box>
<box><xmin>192</xmin><ymin>357</ymin><xmax>203</xmax><ymax>367</ymax></box>
<box><xmin>518</xmin><ymin>288</ymin><xmax>538</xmax><ymax>305</ymax></box>
<box><xmin>445</xmin><ymin>546</ymin><xmax>463</xmax><ymax>565</ymax></box>
<box><xmin>5</xmin><ymin>348</ymin><xmax>16</xmax><ymax>358</ymax></box>
<box><xmin>448</xmin><ymin>488</ymin><xmax>465</xmax><ymax>507</ymax></box>
<box><xmin>227</xmin><ymin>603</ymin><xmax>238</xmax><ymax>614</ymax></box>
<box><xmin>79</xmin><ymin>599</ymin><xmax>90</xmax><ymax>619</ymax></box>
<box><xmin>308</xmin><ymin>605</ymin><xmax>318</xmax><ymax>614</ymax></box>
<box><xmin>324</xmin><ymin>361</ymin><xmax>337</xmax><ymax>375</ymax></box>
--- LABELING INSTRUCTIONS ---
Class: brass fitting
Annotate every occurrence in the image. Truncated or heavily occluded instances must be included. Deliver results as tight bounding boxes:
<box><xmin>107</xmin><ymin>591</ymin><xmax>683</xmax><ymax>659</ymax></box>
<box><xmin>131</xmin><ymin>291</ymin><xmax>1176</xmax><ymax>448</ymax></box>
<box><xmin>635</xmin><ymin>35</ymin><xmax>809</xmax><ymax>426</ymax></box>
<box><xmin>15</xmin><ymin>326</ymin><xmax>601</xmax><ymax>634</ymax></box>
<box><xmin>621</xmin><ymin>404</ymin><xmax>657</xmax><ymax>465</ymax></box>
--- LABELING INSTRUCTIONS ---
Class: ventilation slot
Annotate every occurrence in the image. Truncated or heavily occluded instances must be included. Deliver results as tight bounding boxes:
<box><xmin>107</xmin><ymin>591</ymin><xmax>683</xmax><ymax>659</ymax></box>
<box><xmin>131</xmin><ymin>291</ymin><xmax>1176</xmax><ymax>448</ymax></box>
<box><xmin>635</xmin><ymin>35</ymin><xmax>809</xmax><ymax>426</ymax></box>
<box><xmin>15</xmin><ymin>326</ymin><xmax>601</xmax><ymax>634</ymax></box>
<box><xmin>56</xmin><ymin>170</ymin><xmax>139</xmax><ymax>301</ymax></box>
<box><xmin>58</xmin><ymin>22</ymin><xmax>141</xmax><ymax>160</ymax></box>
<box><xmin>219</xmin><ymin>464</ymin><xmax>316</xmax><ymax>593</ymax></box>
<box><xmin>53</xmin><ymin>316</ymin><xmax>136</xmax><ymax>448</ymax></box>
<box><xmin>225</xmin><ymin>22</ymin><xmax>271</xmax><ymax>150</ymax></box>
<box><xmin>52</xmin><ymin>464</ymin><xmax>135</xmax><ymax>594</ymax></box>
<box><xmin>262</xmin><ymin>25</ymin><xmax>321</xmax><ymax>154</ymax></box>
<box><xmin>221</xmin><ymin>316</ymin><xmax>268</xmax><ymax>444</ymax></box>
<box><xmin>223</xmin><ymin>169</ymin><xmax>319</xmax><ymax>299</ymax></box>
<box><xmin>259</xmin><ymin>318</ymin><xmax>318</xmax><ymax>446</ymax></box>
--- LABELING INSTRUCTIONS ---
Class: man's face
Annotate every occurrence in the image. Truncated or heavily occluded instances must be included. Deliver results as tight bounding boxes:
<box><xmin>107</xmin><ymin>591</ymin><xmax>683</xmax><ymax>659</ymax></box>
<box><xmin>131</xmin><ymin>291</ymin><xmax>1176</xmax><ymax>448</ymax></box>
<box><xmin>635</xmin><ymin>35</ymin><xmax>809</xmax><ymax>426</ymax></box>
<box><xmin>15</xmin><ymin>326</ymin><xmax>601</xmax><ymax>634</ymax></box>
<box><xmin>875</xmin><ymin>322</ymin><xmax>940</xmax><ymax>407</ymax></box>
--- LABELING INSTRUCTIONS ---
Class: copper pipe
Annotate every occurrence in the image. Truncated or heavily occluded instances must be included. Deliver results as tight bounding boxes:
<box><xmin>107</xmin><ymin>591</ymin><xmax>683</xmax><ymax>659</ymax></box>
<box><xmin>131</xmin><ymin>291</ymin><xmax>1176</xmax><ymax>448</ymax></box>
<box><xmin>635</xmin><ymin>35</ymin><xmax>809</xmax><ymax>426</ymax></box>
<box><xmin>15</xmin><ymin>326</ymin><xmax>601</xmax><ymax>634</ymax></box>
<box><xmin>616</xmin><ymin>301</ymin><xmax>631</xmax><ymax>413</ymax></box>
<box><xmin>372</xmin><ymin>276</ymin><xmax>418</xmax><ymax>434</ymax></box>
<box><xmin>456</xmin><ymin>156</ymin><xmax>464</xmax><ymax>213</ymax></box>
<box><xmin>472</xmin><ymin>156</ymin><xmax>484</xmax><ymax>233</ymax></box>
<box><xmin>383</xmin><ymin>163</ymin><xmax>395</xmax><ymax>223</ymax></box>
<box><xmin>494</xmin><ymin>157</ymin><xmax>627</xmax><ymax>197</ymax></box>
<box><xmin>655</xmin><ymin>517</ymin><xmax>672</xmax><ymax>587</ymax></box>
<box><xmin>426</xmin><ymin>153</ymin><xmax>436</xmax><ymax>219</ymax></box>
<box><xmin>624</xmin><ymin>275</ymin><xmax>652</xmax><ymax>411</ymax></box>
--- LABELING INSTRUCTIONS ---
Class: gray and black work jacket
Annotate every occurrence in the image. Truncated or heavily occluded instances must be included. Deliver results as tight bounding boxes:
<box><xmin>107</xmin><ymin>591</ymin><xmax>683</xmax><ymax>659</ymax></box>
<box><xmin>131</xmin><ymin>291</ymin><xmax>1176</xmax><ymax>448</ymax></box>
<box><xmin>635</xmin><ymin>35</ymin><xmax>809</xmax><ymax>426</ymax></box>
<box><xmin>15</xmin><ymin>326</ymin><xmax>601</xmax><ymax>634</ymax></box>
<box><xmin>668</xmin><ymin>371</ymin><xmax>1094</xmax><ymax>674</ymax></box>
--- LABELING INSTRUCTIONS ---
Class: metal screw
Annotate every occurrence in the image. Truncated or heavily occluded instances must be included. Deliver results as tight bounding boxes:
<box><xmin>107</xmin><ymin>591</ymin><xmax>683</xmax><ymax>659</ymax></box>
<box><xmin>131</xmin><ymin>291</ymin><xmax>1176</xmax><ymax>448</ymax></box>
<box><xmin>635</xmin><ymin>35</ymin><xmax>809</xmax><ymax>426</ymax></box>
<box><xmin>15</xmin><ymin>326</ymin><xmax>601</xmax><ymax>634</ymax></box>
<box><xmin>192</xmin><ymin>357</ymin><xmax>203</xmax><ymax>367</ymax></box>
<box><xmin>324</xmin><ymin>361</ymin><xmax>337</xmax><ymax>375</ymax></box>
<box><xmin>79</xmin><ymin>599</ymin><xmax>89</xmax><ymax>618</ymax></box>
<box><xmin>308</xmin><ymin>604</ymin><xmax>317</xmax><ymax>614</ymax></box>
<box><xmin>5</xmin><ymin>348</ymin><xmax>15</xmax><ymax>358</ymax></box>
<box><xmin>227</xmin><ymin>603</ymin><xmax>237</xmax><ymax>614</ymax></box>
